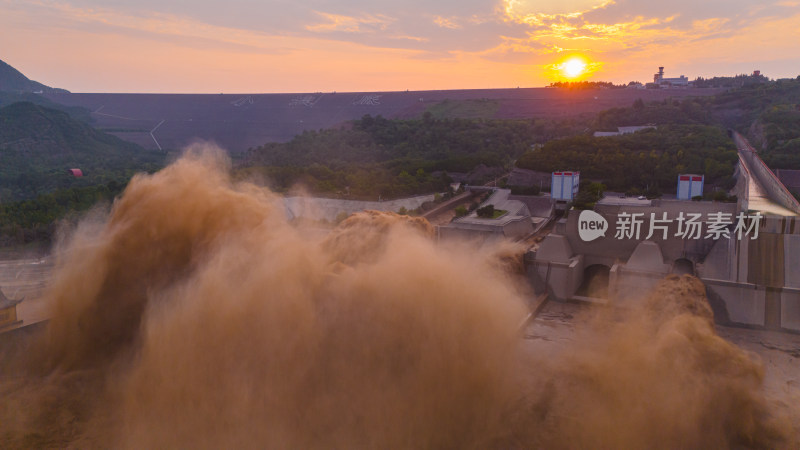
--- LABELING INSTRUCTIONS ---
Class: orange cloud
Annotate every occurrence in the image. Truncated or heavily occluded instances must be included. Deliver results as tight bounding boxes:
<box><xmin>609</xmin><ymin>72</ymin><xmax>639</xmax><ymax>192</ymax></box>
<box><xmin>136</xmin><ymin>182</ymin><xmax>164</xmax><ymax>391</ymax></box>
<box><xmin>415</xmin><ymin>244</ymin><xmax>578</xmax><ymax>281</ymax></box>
<box><xmin>2</xmin><ymin>0</ymin><xmax>799</xmax><ymax>92</ymax></box>
<box><xmin>306</xmin><ymin>11</ymin><xmax>394</xmax><ymax>33</ymax></box>
<box><xmin>433</xmin><ymin>16</ymin><xmax>461</xmax><ymax>29</ymax></box>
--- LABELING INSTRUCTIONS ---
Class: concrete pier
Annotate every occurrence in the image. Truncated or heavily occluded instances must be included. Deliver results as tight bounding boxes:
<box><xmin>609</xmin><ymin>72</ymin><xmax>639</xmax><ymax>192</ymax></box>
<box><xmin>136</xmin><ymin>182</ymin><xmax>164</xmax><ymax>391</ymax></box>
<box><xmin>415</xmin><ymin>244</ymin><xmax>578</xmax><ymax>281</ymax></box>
<box><xmin>527</xmin><ymin>133</ymin><xmax>800</xmax><ymax>333</ymax></box>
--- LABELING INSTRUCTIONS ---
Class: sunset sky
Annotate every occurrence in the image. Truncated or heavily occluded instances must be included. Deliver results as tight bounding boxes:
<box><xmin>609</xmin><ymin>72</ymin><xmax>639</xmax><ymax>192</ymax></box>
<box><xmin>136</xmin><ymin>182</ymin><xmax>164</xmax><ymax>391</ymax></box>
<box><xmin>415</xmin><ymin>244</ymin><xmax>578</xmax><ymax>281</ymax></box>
<box><xmin>1</xmin><ymin>0</ymin><xmax>799</xmax><ymax>93</ymax></box>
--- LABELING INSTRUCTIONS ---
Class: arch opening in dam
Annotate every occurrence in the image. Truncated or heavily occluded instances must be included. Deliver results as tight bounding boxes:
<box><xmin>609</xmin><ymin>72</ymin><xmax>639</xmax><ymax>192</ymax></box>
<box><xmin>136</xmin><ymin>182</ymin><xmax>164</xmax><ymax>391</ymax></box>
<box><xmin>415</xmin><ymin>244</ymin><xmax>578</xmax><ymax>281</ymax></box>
<box><xmin>577</xmin><ymin>264</ymin><xmax>610</xmax><ymax>299</ymax></box>
<box><xmin>671</xmin><ymin>258</ymin><xmax>695</xmax><ymax>276</ymax></box>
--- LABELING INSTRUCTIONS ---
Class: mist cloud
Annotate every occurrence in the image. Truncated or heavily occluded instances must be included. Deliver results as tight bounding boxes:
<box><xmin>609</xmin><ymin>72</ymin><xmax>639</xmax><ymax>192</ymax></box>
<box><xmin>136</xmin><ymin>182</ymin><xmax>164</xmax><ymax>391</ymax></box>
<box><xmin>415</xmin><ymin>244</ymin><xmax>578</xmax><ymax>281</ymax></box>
<box><xmin>0</xmin><ymin>146</ymin><xmax>795</xmax><ymax>448</ymax></box>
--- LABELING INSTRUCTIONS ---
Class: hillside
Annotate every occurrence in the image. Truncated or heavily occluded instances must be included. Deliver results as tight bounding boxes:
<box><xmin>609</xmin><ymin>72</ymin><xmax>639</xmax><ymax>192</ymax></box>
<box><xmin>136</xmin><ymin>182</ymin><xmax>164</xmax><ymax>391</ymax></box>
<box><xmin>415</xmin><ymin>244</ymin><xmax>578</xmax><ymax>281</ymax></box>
<box><xmin>0</xmin><ymin>102</ymin><xmax>164</xmax><ymax>201</ymax></box>
<box><xmin>0</xmin><ymin>59</ymin><xmax>90</xmax><ymax>121</ymax></box>
<box><xmin>730</xmin><ymin>79</ymin><xmax>800</xmax><ymax>169</ymax></box>
<box><xmin>515</xmin><ymin>125</ymin><xmax>738</xmax><ymax>196</ymax></box>
<box><xmin>569</xmin><ymin>78</ymin><xmax>800</xmax><ymax>174</ymax></box>
<box><xmin>42</xmin><ymin>87</ymin><xmax>722</xmax><ymax>153</ymax></box>
<box><xmin>241</xmin><ymin>114</ymin><xmax>548</xmax><ymax>199</ymax></box>
<box><xmin>0</xmin><ymin>92</ymin><xmax>93</xmax><ymax>123</ymax></box>
<box><xmin>0</xmin><ymin>59</ymin><xmax>68</xmax><ymax>94</ymax></box>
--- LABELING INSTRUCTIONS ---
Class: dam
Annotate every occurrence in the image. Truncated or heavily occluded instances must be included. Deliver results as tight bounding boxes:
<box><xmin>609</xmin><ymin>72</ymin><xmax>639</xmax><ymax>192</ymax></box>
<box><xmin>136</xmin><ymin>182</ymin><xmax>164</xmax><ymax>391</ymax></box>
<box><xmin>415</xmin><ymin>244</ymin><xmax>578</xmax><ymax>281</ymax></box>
<box><xmin>527</xmin><ymin>132</ymin><xmax>800</xmax><ymax>332</ymax></box>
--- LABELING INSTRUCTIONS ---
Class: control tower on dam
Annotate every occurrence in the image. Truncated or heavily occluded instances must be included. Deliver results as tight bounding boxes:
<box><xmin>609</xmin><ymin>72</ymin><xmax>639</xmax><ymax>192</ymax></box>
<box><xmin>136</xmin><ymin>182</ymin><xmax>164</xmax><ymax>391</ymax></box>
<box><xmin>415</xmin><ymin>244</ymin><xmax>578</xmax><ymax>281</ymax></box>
<box><xmin>527</xmin><ymin>134</ymin><xmax>800</xmax><ymax>333</ymax></box>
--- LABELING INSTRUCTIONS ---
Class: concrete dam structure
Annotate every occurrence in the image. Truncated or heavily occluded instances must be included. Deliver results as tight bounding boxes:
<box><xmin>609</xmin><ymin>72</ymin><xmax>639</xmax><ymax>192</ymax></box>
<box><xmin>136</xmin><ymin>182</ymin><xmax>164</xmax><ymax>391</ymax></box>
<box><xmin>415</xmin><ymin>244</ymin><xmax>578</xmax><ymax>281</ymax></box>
<box><xmin>528</xmin><ymin>134</ymin><xmax>800</xmax><ymax>333</ymax></box>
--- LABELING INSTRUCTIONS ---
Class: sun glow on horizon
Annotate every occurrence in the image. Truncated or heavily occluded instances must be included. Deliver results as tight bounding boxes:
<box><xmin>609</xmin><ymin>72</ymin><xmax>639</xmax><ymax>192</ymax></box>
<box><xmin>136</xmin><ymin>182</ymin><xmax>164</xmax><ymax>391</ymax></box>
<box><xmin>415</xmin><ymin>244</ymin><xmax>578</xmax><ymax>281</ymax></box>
<box><xmin>563</xmin><ymin>57</ymin><xmax>587</xmax><ymax>78</ymax></box>
<box><xmin>547</xmin><ymin>54</ymin><xmax>600</xmax><ymax>82</ymax></box>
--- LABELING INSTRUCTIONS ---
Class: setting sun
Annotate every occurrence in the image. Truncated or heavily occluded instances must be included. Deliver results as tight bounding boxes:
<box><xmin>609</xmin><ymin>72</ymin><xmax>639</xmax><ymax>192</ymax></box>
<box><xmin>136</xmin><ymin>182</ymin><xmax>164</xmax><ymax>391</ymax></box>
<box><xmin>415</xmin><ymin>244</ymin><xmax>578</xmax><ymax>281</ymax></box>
<box><xmin>546</xmin><ymin>54</ymin><xmax>600</xmax><ymax>82</ymax></box>
<box><xmin>563</xmin><ymin>58</ymin><xmax>587</xmax><ymax>78</ymax></box>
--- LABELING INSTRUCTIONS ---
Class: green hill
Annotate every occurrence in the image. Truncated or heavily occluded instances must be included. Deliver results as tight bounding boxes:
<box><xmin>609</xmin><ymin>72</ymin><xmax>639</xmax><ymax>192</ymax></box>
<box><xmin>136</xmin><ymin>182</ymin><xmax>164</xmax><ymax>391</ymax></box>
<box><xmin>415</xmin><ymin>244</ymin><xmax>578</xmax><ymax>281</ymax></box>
<box><xmin>0</xmin><ymin>59</ymin><xmax>68</xmax><ymax>93</ymax></box>
<box><xmin>0</xmin><ymin>59</ymin><xmax>92</xmax><ymax>121</ymax></box>
<box><xmin>0</xmin><ymin>101</ymin><xmax>164</xmax><ymax>201</ymax></box>
<box><xmin>0</xmin><ymin>91</ymin><xmax>93</xmax><ymax>123</ymax></box>
<box><xmin>515</xmin><ymin>125</ymin><xmax>738</xmax><ymax>195</ymax></box>
<box><xmin>242</xmin><ymin>114</ymin><xmax>545</xmax><ymax>199</ymax></box>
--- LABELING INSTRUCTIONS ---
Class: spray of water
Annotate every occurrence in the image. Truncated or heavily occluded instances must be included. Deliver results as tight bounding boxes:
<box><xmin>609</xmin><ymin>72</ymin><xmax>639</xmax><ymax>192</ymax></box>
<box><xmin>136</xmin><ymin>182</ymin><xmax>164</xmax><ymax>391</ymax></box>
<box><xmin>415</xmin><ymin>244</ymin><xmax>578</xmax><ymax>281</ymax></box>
<box><xmin>506</xmin><ymin>275</ymin><xmax>794</xmax><ymax>448</ymax></box>
<box><xmin>0</xmin><ymin>146</ymin><xmax>795</xmax><ymax>448</ymax></box>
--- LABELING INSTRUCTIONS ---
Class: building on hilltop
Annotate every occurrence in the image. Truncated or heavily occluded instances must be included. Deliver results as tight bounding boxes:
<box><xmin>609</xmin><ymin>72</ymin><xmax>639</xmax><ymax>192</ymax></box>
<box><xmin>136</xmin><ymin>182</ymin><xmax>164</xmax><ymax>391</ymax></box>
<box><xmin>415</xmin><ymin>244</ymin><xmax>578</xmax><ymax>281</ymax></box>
<box><xmin>652</xmin><ymin>66</ymin><xmax>690</xmax><ymax>87</ymax></box>
<box><xmin>593</xmin><ymin>125</ymin><xmax>656</xmax><ymax>137</ymax></box>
